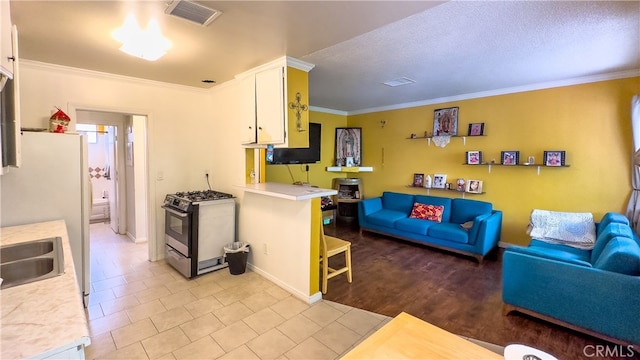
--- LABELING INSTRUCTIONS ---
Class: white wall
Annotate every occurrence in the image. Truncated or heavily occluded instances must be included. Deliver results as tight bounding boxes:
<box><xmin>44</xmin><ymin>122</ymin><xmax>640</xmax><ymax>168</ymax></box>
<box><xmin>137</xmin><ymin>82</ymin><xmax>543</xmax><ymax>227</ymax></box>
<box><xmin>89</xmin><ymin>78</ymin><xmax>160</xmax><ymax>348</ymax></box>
<box><xmin>132</xmin><ymin>115</ymin><xmax>148</xmax><ymax>242</ymax></box>
<box><xmin>20</xmin><ymin>60</ymin><xmax>230</xmax><ymax>260</ymax></box>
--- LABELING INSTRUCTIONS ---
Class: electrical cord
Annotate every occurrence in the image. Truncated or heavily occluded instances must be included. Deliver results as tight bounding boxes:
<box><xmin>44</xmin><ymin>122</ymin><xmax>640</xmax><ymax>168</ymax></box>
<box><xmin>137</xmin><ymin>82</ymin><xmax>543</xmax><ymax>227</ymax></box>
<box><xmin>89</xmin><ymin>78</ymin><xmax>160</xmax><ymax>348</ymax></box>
<box><xmin>206</xmin><ymin>173</ymin><xmax>212</xmax><ymax>190</ymax></box>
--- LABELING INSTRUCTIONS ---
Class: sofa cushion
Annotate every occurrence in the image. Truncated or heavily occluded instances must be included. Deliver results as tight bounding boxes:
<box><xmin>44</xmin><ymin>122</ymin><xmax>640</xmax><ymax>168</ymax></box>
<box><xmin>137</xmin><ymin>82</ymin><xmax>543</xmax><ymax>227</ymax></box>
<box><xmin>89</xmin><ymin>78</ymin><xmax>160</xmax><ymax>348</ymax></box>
<box><xmin>414</xmin><ymin>195</ymin><xmax>452</xmax><ymax>222</ymax></box>
<box><xmin>382</xmin><ymin>192</ymin><xmax>415</xmax><ymax>214</ymax></box>
<box><xmin>395</xmin><ymin>217</ymin><xmax>435</xmax><ymax>235</ymax></box>
<box><xmin>450</xmin><ymin>199</ymin><xmax>492</xmax><ymax>224</ymax></box>
<box><xmin>409</xmin><ymin>203</ymin><xmax>444</xmax><ymax>222</ymax></box>
<box><xmin>593</xmin><ymin>237</ymin><xmax>640</xmax><ymax>275</ymax></box>
<box><xmin>526</xmin><ymin>240</ymin><xmax>592</xmax><ymax>266</ymax></box>
<box><xmin>427</xmin><ymin>223</ymin><xmax>469</xmax><ymax>244</ymax></box>
<box><xmin>591</xmin><ymin>223</ymin><xmax>635</xmax><ymax>263</ymax></box>
<box><xmin>597</xmin><ymin>212</ymin><xmax>630</xmax><ymax>234</ymax></box>
<box><xmin>366</xmin><ymin>209</ymin><xmax>408</xmax><ymax>228</ymax></box>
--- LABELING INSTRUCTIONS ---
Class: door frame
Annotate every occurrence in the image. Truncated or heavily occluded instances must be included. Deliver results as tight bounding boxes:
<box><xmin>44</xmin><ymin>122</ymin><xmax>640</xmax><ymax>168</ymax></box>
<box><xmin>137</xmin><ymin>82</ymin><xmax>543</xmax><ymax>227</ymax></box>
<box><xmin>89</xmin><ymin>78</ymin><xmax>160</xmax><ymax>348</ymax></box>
<box><xmin>70</xmin><ymin>103</ymin><xmax>156</xmax><ymax>261</ymax></box>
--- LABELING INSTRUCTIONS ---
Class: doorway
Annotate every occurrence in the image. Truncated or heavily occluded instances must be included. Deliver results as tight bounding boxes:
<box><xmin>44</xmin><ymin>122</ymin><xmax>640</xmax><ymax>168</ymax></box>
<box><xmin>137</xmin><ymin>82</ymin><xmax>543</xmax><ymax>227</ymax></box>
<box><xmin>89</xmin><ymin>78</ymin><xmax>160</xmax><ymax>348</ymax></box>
<box><xmin>76</xmin><ymin>110</ymin><xmax>150</xmax><ymax>255</ymax></box>
<box><xmin>77</xmin><ymin>123</ymin><xmax>117</xmax><ymax>230</ymax></box>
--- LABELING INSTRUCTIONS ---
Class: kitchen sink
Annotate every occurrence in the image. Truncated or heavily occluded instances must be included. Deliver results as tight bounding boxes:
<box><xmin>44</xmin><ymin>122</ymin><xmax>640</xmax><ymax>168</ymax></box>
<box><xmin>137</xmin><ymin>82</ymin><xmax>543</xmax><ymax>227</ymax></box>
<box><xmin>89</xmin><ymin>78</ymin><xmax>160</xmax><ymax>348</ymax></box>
<box><xmin>1</xmin><ymin>238</ymin><xmax>56</xmax><ymax>263</ymax></box>
<box><xmin>0</xmin><ymin>237</ymin><xmax>65</xmax><ymax>289</ymax></box>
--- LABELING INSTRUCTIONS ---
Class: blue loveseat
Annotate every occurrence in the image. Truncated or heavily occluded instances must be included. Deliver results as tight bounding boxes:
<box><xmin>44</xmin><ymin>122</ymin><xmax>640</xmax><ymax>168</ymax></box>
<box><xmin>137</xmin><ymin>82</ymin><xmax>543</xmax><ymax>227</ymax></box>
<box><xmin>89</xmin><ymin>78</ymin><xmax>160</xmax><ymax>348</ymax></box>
<box><xmin>503</xmin><ymin>212</ymin><xmax>640</xmax><ymax>347</ymax></box>
<box><xmin>358</xmin><ymin>192</ymin><xmax>503</xmax><ymax>262</ymax></box>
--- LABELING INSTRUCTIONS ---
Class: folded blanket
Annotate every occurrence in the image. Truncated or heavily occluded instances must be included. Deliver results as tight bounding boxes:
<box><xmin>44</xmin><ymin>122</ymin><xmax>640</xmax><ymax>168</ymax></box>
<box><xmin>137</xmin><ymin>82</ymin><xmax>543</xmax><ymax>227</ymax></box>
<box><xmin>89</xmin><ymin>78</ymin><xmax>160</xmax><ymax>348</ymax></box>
<box><xmin>526</xmin><ymin>209</ymin><xmax>596</xmax><ymax>249</ymax></box>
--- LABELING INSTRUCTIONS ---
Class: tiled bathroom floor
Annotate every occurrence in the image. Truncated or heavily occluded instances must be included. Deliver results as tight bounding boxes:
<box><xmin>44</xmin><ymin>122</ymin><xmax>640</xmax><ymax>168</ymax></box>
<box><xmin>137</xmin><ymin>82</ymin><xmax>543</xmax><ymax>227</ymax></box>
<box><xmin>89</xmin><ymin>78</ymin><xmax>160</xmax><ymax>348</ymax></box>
<box><xmin>84</xmin><ymin>223</ymin><xmax>390</xmax><ymax>359</ymax></box>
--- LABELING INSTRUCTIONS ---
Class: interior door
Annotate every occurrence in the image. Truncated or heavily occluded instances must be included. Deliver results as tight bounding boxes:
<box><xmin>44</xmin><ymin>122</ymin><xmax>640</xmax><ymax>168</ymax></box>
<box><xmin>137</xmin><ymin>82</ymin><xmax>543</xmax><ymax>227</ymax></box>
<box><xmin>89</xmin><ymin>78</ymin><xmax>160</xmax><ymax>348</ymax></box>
<box><xmin>107</xmin><ymin>125</ymin><xmax>119</xmax><ymax>233</ymax></box>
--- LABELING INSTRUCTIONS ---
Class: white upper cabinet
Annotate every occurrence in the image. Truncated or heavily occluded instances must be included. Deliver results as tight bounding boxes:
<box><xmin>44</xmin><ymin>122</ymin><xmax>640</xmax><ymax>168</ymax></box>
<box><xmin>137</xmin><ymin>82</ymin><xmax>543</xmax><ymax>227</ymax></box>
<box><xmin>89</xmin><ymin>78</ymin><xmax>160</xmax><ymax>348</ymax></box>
<box><xmin>239</xmin><ymin>74</ymin><xmax>257</xmax><ymax>145</ymax></box>
<box><xmin>255</xmin><ymin>66</ymin><xmax>285</xmax><ymax>145</ymax></box>
<box><xmin>0</xmin><ymin>0</ymin><xmax>14</xmax><ymax>81</ymax></box>
<box><xmin>236</xmin><ymin>56</ymin><xmax>314</xmax><ymax>148</ymax></box>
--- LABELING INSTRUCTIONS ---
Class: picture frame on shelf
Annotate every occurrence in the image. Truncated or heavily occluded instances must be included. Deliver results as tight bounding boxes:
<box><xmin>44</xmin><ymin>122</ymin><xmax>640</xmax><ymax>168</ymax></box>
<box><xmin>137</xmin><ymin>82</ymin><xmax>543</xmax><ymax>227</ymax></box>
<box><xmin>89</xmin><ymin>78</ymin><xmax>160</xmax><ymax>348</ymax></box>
<box><xmin>433</xmin><ymin>174</ymin><xmax>447</xmax><ymax>189</ymax></box>
<box><xmin>467</xmin><ymin>123</ymin><xmax>485</xmax><ymax>136</ymax></box>
<box><xmin>466</xmin><ymin>179</ymin><xmax>483</xmax><ymax>194</ymax></box>
<box><xmin>335</xmin><ymin>127</ymin><xmax>362</xmax><ymax>167</ymax></box>
<box><xmin>413</xmin><ymin>173</ymin><xmax>424</xmax><ymax>187</ymax></box>
<box><xmin>544</xmin><ymin>150</ymin><xmax>566</xmax><ymax>166</ymax></box>
<box><xmin>466</xmin><ymin>151</ymin><xmax>482</xmax><ymax>165</ymax></box>
<box><xmin>433</xmin><ymin>107</ymin><xmax>458</xmax><ymax>136</ymax></box>
<box><xmin>501</xmin><ymin>151</ymin><xmax>519</xmax><ymax>165</ymax></box>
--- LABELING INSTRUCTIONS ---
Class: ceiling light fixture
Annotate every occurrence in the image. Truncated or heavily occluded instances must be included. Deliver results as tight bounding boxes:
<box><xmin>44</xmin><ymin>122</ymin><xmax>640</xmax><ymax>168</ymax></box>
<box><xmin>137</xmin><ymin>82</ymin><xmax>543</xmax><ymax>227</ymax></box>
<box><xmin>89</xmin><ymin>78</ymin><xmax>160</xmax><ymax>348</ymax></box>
<box><xmin>112</xmin><ymin>14</ymin><xmax>172</xmax><ymax>61</ymax></box>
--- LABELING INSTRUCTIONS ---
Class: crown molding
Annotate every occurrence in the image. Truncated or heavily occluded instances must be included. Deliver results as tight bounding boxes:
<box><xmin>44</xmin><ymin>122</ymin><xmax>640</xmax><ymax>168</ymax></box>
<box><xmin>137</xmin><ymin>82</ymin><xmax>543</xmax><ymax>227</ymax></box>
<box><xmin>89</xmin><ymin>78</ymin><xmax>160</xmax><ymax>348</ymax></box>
<box><xmin>346</xmin><ymin>69</ymin><xmax>640</xmax><ymax>116</ymax></box>
<box><xmin>309</xmin><ymin>106</ymin><xmax>348</xmax><ymax>116</ymax></box>
<box><xmin>286</xmin><ymin>56</ymin><xmax>315</xmax><ymax>72</ymax></box>
<box><xmin>235</xmin><ymin>56</ymin><xmax>315</xmax><ymax>79</ymax></box>
<box><xmin>20</xmin><ymin>59</ymin><xmax>210</xmax><ymax>93</ymax></box>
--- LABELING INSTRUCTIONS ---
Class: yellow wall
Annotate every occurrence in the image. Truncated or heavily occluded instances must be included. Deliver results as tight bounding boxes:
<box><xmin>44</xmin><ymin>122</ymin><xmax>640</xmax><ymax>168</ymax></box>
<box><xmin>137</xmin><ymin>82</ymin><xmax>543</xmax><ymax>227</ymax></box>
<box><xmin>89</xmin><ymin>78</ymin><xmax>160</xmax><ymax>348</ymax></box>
<box><xmin>348</xmin><ymin>77</ymin><xmax>639</xmax><ymax>245</ymax></box>
<box><xmin>265</xmin><ymin>77</ymin><xmax>639</xmax><ymax>246</ymax></box>
<box><xmin>286</xmin><ymin>67</ymin><xmax>311</xmax><ymax>148</ymax></box>
<box><xmin>265</xmin><ymin>111</ymin><xmax>347</xmax><ymax>187</ymax></box>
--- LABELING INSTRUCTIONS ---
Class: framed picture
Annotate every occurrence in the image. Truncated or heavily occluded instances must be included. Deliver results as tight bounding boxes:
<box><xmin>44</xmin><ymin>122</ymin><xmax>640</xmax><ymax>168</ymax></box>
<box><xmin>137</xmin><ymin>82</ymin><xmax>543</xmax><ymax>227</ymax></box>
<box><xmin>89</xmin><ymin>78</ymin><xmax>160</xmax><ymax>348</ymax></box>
<box><xmin>412</xmin><ymin>173</ymin><xmax>424</xmax><ymax>187</ymax></box>
<box><xmin>467</xmin><ymin>123</ymin><xmax>485</xmax><ymax>136</ymax></box>
<box><xmin>335</xmin><ymin>127</ymin><xmax>362</xmax><ymax>167</ymax></box>
<box><xmin>501</xmin><ymin>151</ymin><xmax>520</xmax><ymax>165</ymax></box>
<box><xmin>433</xmin><ymin>174</ymin><xmax>447</xmax><ymax>189</ymax></box>
<box><xmin>544</xmin><ymin>151</ymin><xmax>566</xmax><ymax>166</ymax></box>
<box><xmin>466</xmin><ymin>179</ymin><xmax>483</xmax><ymax>194</ymax></box>
<box><xmin>466</xmin><ymin>151</ymin><xmax>482</xmax><ymax>165</ymax></box>
<box><xmin>433</xmin><ymin>107</ymin><xmax>458</xmax><ymax>136</ymax></box>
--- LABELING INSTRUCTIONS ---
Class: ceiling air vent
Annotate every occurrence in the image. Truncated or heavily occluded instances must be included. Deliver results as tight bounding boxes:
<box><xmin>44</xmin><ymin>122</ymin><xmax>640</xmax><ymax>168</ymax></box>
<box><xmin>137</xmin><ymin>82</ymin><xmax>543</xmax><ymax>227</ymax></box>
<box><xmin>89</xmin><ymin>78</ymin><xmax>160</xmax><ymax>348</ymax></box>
<box><xmin>383</xmin><ymin>77</ymin><xmax>416</xmax><ymax>87</ymax></box>
<box><xmin>165</xmin><ymin>0</ymin><xmax>222</xmax><ymax>26</ymax></box>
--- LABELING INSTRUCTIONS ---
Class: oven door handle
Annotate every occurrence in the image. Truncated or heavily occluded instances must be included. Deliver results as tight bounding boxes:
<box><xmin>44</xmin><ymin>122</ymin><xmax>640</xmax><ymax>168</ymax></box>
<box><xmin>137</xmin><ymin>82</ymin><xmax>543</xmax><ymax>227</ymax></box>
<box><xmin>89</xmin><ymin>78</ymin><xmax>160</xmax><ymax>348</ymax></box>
<box><xmin>161</xmin><ymin>205</ymin><xmax>189</xmax><ymax>218</ymax></box>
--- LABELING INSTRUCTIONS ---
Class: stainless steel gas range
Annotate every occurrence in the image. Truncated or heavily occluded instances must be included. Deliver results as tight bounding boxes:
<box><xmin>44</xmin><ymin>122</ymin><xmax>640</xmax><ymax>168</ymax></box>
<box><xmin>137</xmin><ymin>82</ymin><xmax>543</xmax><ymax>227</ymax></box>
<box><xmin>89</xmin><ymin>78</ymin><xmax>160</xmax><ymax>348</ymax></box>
<box><xmin>161</xmin><ymin>190</ymin><xmax>235</xmax><ymax>278</ymax></box>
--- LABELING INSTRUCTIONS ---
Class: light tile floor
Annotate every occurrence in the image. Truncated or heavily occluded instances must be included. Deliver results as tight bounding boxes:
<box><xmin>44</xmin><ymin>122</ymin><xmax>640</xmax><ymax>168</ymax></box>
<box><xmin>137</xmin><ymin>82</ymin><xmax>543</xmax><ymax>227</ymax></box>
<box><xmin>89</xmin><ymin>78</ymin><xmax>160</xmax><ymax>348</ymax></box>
<box><xmin>84</xmin><ymin>223</ymin><xmax>390</xmax><ymax>360</ymax></box>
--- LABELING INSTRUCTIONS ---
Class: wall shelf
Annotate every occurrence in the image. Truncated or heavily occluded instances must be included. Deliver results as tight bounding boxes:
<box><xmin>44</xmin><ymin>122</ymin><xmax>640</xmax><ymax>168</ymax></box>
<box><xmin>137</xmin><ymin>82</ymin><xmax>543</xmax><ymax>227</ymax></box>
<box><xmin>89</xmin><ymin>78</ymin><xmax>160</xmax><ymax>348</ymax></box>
<box><xmin>326</xmin><ymin>166</ymin><xmax>373</xmax><ymax>173</ymax></box>
<box><xmin>463</xmin><ymin>163</ymin><xmax>570</xmax><ymax>175</ymax></box>
<box><xmin>406</xmin><ymin>135</ymin><xmax>485</xmax><ymax>146</ymax></box>
<box><xmin>406</xmin><ymin>185</ymin><xmax>484</xmax><ymax>198</ymax></box>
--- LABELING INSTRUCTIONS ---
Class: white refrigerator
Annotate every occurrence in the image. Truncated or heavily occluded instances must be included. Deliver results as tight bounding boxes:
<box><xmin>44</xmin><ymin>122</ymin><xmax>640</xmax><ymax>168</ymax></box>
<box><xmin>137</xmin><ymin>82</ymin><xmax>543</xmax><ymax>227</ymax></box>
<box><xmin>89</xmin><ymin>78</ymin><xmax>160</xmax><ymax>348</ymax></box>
<box><xmin>1</xmin><ymin>131</ymin><xmax>90</xmax><ymax>305</ymax></box>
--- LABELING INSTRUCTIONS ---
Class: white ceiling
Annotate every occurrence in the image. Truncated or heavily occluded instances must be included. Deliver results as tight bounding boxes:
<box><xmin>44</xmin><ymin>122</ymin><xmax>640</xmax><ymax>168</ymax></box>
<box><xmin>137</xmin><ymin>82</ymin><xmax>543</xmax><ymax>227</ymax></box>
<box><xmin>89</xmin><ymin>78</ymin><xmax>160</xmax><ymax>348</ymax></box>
<box><xmin>11</xmin><ymin>1</ymin><xmax>640</xmax><ymax>113</ymax></box>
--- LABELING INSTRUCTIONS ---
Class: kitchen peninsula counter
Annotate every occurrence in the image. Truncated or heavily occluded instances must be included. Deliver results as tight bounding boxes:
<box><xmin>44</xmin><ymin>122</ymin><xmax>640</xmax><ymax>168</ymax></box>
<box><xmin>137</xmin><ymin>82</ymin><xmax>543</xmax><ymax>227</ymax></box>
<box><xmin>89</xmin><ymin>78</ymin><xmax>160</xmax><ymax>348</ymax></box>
<box><xmin>1</xmin><ymin>220</ymin><xmax>91</xmax><ymax>359</ymax></box>
<box><xmin>236</xmin><ymin>182</ymin><xmax>337</xmax><ymax>303</ymax></box>
<box><xmin>238</xmin><ymin>182</ymin><xmax>336</xmax><ymax>201</ymax></box>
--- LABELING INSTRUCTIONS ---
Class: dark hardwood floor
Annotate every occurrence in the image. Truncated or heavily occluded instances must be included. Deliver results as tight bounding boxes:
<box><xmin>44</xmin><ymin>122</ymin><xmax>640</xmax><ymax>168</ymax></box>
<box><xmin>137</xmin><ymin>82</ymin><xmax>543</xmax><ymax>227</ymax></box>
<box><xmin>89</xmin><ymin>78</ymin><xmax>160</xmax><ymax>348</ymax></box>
<box><xmin>322</xmin><ymin>220</ymin><xmax>639</xmax><ymax>360</ymax></box>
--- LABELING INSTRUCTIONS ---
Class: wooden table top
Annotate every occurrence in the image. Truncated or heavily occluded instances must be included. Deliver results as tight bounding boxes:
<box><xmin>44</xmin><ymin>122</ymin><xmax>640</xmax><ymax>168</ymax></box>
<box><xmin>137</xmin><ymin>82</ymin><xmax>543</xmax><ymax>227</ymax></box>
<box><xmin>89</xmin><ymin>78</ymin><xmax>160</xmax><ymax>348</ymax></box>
<box><xmin>341</xmin><ymin>312</ymin><xmax>503</xmax><ymax>359</ymax></box>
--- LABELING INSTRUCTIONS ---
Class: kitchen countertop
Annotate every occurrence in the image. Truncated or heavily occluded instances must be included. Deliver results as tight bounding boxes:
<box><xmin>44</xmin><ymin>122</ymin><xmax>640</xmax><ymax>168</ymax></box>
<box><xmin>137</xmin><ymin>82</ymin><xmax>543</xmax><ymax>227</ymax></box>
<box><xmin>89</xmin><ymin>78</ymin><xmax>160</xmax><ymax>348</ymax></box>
<box><xmin>1</xmin><ymin>220</ymin><xmax>91</xmax><ymax>359</ymax></box>
<box><xmin>236</xmin><ymin>182</ymin><xmax>337</xmax><ymax>200</ymax></box>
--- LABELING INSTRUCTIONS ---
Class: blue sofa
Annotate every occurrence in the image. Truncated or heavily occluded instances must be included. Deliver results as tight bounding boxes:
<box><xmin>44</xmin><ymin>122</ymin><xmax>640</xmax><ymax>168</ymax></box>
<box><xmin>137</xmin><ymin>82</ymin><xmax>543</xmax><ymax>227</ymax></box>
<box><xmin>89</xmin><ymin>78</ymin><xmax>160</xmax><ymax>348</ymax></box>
<box><xmin>503</xmin><ymin>212</ymin><xmax>640</xmax><ymax>347</ymax></box>
<box><xmin>358</xmin><ymin>191</ymin><xmax>503</xmax><ymax>262</ymax></box>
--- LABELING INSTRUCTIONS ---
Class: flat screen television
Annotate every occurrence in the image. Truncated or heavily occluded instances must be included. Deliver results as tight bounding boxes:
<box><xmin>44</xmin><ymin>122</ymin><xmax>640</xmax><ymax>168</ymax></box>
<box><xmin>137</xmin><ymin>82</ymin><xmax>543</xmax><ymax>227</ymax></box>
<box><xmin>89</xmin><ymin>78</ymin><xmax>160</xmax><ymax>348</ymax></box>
<box><xmin>269</xmin><ymin>123</ymin><xmax>321</xmax><ymax>164</ymax></box>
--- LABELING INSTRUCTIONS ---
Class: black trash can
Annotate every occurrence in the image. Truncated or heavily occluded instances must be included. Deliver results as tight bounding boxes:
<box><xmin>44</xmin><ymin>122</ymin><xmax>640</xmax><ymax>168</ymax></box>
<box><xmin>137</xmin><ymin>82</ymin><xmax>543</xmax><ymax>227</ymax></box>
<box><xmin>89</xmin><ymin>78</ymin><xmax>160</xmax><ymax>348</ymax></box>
<box><xmin>224</xmin><ymin>242</ymin><xmax>250</xmax><ymax>275</ymax></box>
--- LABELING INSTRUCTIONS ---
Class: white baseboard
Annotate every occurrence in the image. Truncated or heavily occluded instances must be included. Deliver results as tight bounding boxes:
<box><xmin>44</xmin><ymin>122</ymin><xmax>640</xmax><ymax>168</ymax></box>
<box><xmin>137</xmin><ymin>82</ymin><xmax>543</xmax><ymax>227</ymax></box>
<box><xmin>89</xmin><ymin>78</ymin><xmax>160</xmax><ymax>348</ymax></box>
<box><xmin>247</xmin><ymin>263</ymin><xmax>321</xmax><ymax>304</ymax></box>
<box><xmin>126</xmin><ymin>231</ymin><xmax>147</xmax><ymax>244</ymax></box>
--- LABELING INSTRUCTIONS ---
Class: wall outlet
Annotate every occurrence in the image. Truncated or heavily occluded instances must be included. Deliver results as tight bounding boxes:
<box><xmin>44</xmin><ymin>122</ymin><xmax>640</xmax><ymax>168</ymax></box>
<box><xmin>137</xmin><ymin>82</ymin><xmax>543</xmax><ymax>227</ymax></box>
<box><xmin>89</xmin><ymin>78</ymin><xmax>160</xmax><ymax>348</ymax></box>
<box><xmin>204</xmin><ymin>169</ymin><xmax>209</xmax><ymax>177</ymax></box>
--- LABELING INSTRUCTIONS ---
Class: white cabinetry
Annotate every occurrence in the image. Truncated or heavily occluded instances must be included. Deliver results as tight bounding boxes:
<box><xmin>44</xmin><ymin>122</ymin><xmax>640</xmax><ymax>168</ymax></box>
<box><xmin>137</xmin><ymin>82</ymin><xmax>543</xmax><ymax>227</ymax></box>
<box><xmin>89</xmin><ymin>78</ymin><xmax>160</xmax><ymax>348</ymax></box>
<box><xmin>237</xmin><ymin>56</ymin><xmax>314</xmax><ymax>148</ymax></box>
<box><xmin>0</xmin><ymin>0</ymin><xmax>14</xmax><ymax>80</ymax></box>
<box><xmin>239</xmin><ymin>74</ymin><xmax>257</xmax><ymax>144</ymax></box>
<box><xmin>256</xmin><ymin>66</ymin><xmax>285</xmax><ymax>144</ymax></box>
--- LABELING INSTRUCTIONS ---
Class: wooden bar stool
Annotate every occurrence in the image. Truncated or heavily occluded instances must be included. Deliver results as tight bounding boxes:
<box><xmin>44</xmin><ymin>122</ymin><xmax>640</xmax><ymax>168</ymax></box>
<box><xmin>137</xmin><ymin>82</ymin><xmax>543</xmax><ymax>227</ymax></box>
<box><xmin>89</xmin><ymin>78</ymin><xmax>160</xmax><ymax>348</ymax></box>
<box><xmin>320</xmin><ymin>218</ymin><xmax>353</xmax><ymax>294</ymax></box>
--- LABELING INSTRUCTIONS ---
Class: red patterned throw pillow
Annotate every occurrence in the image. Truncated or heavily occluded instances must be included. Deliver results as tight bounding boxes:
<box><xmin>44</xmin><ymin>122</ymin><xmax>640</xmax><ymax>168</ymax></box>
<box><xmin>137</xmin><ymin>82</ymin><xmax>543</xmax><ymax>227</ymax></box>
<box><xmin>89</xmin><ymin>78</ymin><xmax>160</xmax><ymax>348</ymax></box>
<box><xmin>409</xmin><ymin>203</ymin><xmax>444</xmax><ymax>222</ymax></box>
